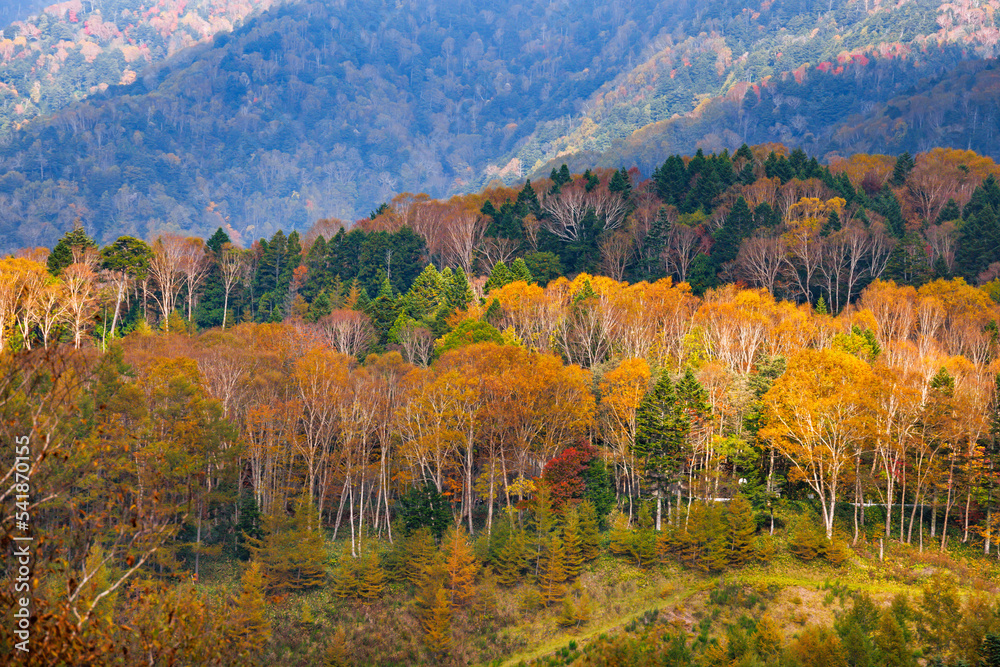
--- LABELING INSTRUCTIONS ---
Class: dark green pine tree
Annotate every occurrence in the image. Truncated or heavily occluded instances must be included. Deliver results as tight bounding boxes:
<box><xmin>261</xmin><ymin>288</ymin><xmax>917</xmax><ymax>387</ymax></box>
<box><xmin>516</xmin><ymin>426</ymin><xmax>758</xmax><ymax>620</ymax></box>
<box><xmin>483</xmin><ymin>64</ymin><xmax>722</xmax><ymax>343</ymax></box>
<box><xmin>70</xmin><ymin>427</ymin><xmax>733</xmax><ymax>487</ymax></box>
<box><xmin>516</xmin><ymin>180</ymin><xmax>542</xmax><ymax>218</ymax></box>
<box><xmin>638</xmin><ymin>208</ymin><xmax>671</xmax><ymax>280</ymax></box>
<box><xmin>583</xmin><ymin>169</ymin><xmax>600</xmax><ymax>192</ymax></box>
<box><xmin>677</xmin><ymin>367</ymin><xmax>709</xmax><ymax>419</ymax></box>
<box><xmin>252</xmin><ymin>231</ymin><xmax>287</xmax><ymax>321</ymax></box>
<box><xmin>635</xmin><ymin>373</ymin><xmax>690</xmax><ymax>508</ymax></box>
<box><xmin>230</xmin><ymin>493</ymin><xmax>264</xmax><ymax>561</ymax></box>
<box><xmin>402</xmin><ymin>265</ymin><xmax>444</xmax><ymax>320</ymax></box>
<box><xmin>955</xmin><ymin>175</ymin><xmax>1000</xmax><ymax>281</ymax></box>
<box><xmin>871</xmin><ymin>185</ymin><xmax>906</xmax><ymax>238</ymax></box>
<box><xmin>484</xmin><ymin>261</ymin><xmax>514</xmax><ymax>294</ymax></box>
<box><xmin>368</xmin><ymin>276</ymin><xmax>399</xmax><ymax>350</ymax></box>
<box><xmin>510</xmin><ymin>257</ymin><xmax>533</xmax><ymax>284</ymax></box>
<box><xmin>891</xmin><ymin>152</ymin><xmax>915</xmax><ymax>186</ymax></box>
<box><xmin>301</xmin><ymin>236</ymin><xmax>329</xmax><ymax>303</ymax></box>
<box><xmin>308</xmin><ymin>290</ymin><xmax>333</xmax><ymax>323</ymax></box>
<box><xmin>686</xmin><ymin>253</ymin><xmax>717</xmax><ymax>295</ymax></box>
<box><xmin>822</xmin><ymin>210</ymin><xmax>841</xmax><ymax>236</ymax></box>
<box><xmin>883</xmin><ymin>233</ymin><xmax>931</xmax><ymax>286</ymax></box>
<box><xmin>712</xmin><ymin>196</ymin><xmax>753</xmax><ymax>270</ymax></box>
<box><xmin>653</xmin><ymin>155</ymin><xmax>688</xmax><ymax>206</ymax></box>
<box><xmin>935</xmin><ymin>198</ymin><xmax>961</xmax><ymax>224</ymax></box>
<box><xmin>194</xmin><ymin>227</ymin><xmax>231</xmax><ymax>328</ymax></box>
<box><xmin>609</xmin><ymin>168</ymin><xmax>632</xmax><ymax>198</ymax></box>
<box><xmin>442</xmin><ymin>267</ymin><xmax>473</xmax><ymax>311</ymax></box>
<box><xmin>483</xmin><ymin>298</ymin><xmax>502</xmax><ymax>326</ymax></box>
<box><xmin>48</xmin><ymin>221</ymin><xmax>97</xmax><ymax>276</ymax></box>
<box><xmin>734</xmin><ymin>143</ymin><xmax>754</xmax><ymax>163</ymax></box>
<box><xmin>325</xmin><ymin>228</ymin><xmax>363</xmax><ymax>286</ymax></box>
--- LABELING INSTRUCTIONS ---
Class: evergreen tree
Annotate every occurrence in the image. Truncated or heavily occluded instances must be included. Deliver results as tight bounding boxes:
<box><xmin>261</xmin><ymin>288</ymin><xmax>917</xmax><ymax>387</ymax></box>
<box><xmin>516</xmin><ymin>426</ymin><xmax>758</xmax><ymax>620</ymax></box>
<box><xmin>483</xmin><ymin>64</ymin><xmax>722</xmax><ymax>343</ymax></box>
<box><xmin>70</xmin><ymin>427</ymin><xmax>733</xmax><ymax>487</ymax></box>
<box><xmin>576</xmin><ymin>500</ymin><xmax>601</xmax><ymax>561</ymax></box>
<box><xmin>230</xmin><ymin>493</ymin><xmax>264</xmax><ymax>561</ymax></box>
<box><xmin>537</xmin><ymin>534</ymin><xmax>568</xmax><ymax>605</ymax></box>
<box><xmin>561</xmin><ymin>506</ymin><xmax>584</xmax><ymax>579</ymax></box>
<box><xmin>609</xmin><ymin>167</ymin><xmax>632</xmax><ymax>198</ymax></box>
<box><xmin>495</xmin><ymin>524</ymin><xmax>527</xmax><ymax>587</ymax></box>
<box><xmin>516</xmin><ymin>180</ymin><xmax>542</xmax><ymax>218</ymax></box>
<box><xmin>309</xmin><ymin>289</ymin><xmax>333</xmax><ymax>322</ymax></box>
<box><xmin>484</xmin><ymin>261</ymin><xmax>514</xmax><ymax>293</ymax></box>
<box><xmin>368</xmin><ymin>276</ymin><xmax>399</xmax><ymax>349</ymax></box>
<box><xmin>635</xmin><ymin>372</ymin><xmax>689</xmax><ymax>524</ymax></box>
<box><xmin>442</xmin><ymin>266</ymin><xmax>473</xmax><ymax>311</ymax></box>
<box><xmin>397</xmin><ymin>483</ymin><xmax>452</xmax><ymax>539</ymax></box>
<box><xmin>955</xmin><ymin>176</ymin><xmax>1000</xmax><ymax>280</ymax></box>
<box><xmin>712</xmin><ymin>196</ymin><xmax>753</xmax><ymax>269</ymax></box>
<box><xmin>402</xmin><ymin>264</ymin><xmax>444</xmax><ymax>320</ymax></box>
<box><xmin>441</xmin><ymin>525</ymin><xmax>478</xmax><ymax>604</ymax></box>
<box><xmin>725</xmin><ymin>494</ymin><xmax>756</xmax><ymax>567</ymax></box>
<box><xmin>249</xmin><ymin>497</ymin><xmax>327</xmax><ymax>593</ymax></box>
<box><xmin>936</xmin><ymin>198</ymin><xmax>961</xmax><ymax>224</ymax></box>
<box><xmin>816</xmin><ymin>295</ymin><xmax>828</xmax><ymax>315</ymax></box>
<box><xmin>891</xmin><ymin>152</ymin><xmax>915</xmax><ymax>186</ymax></box>
<box><xmin>872</xmin><ymin>185</ymin><xmax>906</xmax><ymax>238</ymax></box>
<box><xmin>227</xmin><ymin>561</ymin><xmax>271</xmax><ymax>655</ymax></box>
<box><xmin>884</xmin><ymin>232</ymin><xmax>931</xmax><ymax>286</ymax></box>
<box><xmin>510</xmin><ymin>257</ymin><xmax>533</xmax><ymax>283</ymax></box>
<box><xmin>49</xmin><ymin>221</ymin><xmax>97</xmax><ymax>276</ymax></box>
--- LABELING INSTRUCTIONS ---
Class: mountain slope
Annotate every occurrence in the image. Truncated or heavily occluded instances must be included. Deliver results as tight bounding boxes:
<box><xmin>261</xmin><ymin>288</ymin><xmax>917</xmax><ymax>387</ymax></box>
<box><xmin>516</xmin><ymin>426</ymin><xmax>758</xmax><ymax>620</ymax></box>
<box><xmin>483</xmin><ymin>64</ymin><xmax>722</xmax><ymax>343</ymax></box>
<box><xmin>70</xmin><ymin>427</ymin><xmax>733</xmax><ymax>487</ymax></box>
<box><xmin>502</xmin><ymin>0</ymin><xmax>1000</xmax><ymax>178</ymax></box>
<box><xmin>0</xmin><ymin>0</ymin><xmax>280</xmax><ymax>134</ymax></box>
<box><xmin>0</xmin><ymin>0</ymin><xmax>677</xmax><ymax>251</ymax></box>
<box><xmin>2</xmin><ymin>0</ymin><xmax>1000</xmax><ymax>252</ymax></box>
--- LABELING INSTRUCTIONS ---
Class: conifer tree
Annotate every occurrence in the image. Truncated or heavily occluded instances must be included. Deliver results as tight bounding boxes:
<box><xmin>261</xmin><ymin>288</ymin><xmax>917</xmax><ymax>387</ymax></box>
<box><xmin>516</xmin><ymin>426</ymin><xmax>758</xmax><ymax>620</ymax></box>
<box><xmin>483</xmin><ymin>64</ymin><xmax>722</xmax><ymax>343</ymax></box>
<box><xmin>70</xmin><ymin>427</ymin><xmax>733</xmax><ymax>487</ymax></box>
<box><xmin>891</xmin><ymin>152</ymin><xmax>915</xmax><ymax>186</ymax></box>
<box><xmin>415</xmin><ymin>559</ymin><xmax>452</xmax><ymax>657</ymax></box>
<box><xmin>368</xmin><ymin>275</ymin><xmax>399</xmax><ymax>347</ymax></box>
<box><xmin>495</xmin><ymin>525</ymin><xmax>527</xmax><ymax>587</ymax></box>
<box><xmin>227</xmin><ymin>561</ymin><xmax>271</xmax><ymax>655</ymax></box>
<box><xmin>405</xmin><ymin>527</ymin><xmax>438</xmax><ymax>585</ymax></box>
<box><xmin>510</xmin><ymin>257</ymin><xmax>533</xmax><ymax>283</ymax></box>
<box><xmin>875</xmin><ymin>610</ymin><xmax>916</xmax><ymax>667</ymax></box>
<box><xmin>630</xmin><ymin>504</ymin><xmax>657</xmax><ymax>568</ymax></box>
<box><xmin>753</xmin><ymin>615</ymin><xmax>783</xmax><ymax>661</ymax></box>
<box><xmin>529</xmin><ymin>484</ymin><xmax>558</xmax><ymax>577</ymax></box>
<box><xmin>725</xmin><ymin>494</ymin><xmax>757</xmax><ymax>568</ymax></box>
<box><xmin>324</xmin><ymin>627</ymin><xmax>350</xmax><ymax>667</ymax></box>
<box><xmin>309</xmin><ymin>289</ymin><xmax>333</xmax><ymax>322</ymax></box>
<box><xmin>441</xmin><ymin>524</ymin><xmax>478</xmax><ymax>604</ymax></box>
<box><xmin>635</xmin><ymin>372</ymin><xmax>689</xmax><ymax>528</ymax></box>
<box><xmin>561</xmin><ymin>506</ymin><xmax>584</xmax><ymax>580</ymax></box>
<box><xmin>442</xmin><ymin>266</ymin><xmax>473</xmax><ymax>311</ymax></box>
<box><xmin>537</xmin><ymin>534</ymin><xmax>568</xmax><ymax>605</ymax></box>
<box><xmin>576</xmin><ymin>500</ymin><xmax>601</xmax><ymax>561</ymax></box>
<box><xmin>356</xmin><ymin>547</ymin><xmax>387</xmax><ymax>601</ymax></box>
<box><xmin>403</xmin><ymin>264</ymin><xmax>444</xmax><ymax>320</ymax></box>
<box><xmin>230</xmin><ymin>493</ymin><xmax>264</xmax><ymax>561</ymax></box>
<box><xmin>249</xmin><ymin>497</ymin><xmax>327</xmax><ymax>593</ymax></box>
<box><xmin>48</xmin><ymin>221</ymin><xmax>97</xmax><ymax>276</ymax></box>
<box><xmin>484</xmin><ymin>261</ymin><xmax>514</xmax><ymax>293</ymax></box>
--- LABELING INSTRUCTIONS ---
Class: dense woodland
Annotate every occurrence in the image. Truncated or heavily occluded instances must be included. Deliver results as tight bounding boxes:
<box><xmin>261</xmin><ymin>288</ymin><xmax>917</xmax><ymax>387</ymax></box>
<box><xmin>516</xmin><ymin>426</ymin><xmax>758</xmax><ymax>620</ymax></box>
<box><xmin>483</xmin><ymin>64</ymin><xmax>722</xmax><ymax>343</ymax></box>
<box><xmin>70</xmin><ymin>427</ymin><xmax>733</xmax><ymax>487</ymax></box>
<box><xmin>4</xmin><ymin>146</ymin><xmax>1000</xmax><ymax>664</ymax></box>
<box><xmin>3</xmin><ymin>0</ymin><xmax>1000</xmax><ymax>251</ymax></box>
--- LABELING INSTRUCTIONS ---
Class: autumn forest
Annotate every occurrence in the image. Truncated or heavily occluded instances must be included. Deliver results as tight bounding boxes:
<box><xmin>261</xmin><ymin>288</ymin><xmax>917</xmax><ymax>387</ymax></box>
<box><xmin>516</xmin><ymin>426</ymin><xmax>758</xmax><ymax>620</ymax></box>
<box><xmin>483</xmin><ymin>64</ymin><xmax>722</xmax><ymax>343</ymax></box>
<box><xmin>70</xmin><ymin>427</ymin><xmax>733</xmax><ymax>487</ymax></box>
<box><xmin>3</xmin><ymin>142</ymin><xmax>1000</xmax><ymax>665</ymax></box>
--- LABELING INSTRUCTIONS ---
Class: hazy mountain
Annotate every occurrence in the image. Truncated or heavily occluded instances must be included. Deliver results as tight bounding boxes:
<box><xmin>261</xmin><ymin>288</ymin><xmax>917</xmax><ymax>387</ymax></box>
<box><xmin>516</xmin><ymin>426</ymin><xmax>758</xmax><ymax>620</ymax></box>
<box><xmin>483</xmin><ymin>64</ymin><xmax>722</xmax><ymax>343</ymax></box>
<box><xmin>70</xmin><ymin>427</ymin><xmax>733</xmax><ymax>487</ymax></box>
<box><xmin>0</xmin><ymin>1</ymin><xmax>48</xmax><ymax>30</ymax></box>
<box><xmin>1</xmin><ymin>0</ymin><xmax>1000</xmax><ymax>251</ymax></box>
<box><xmin>0</xmin><ymin>0</ymin><xmax>280</xmax><ymax>134</ymax></box>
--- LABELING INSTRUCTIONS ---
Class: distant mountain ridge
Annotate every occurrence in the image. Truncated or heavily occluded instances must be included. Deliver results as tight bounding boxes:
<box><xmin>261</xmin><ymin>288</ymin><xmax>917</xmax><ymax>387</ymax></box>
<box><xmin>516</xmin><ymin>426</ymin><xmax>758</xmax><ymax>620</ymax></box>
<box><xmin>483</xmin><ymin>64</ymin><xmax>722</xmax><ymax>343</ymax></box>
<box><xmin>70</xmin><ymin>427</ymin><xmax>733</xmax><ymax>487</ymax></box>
<box><xmin>1</xmin><ymin>0</ymin><xmax>1000</xmax><ymax>251</ymax></box>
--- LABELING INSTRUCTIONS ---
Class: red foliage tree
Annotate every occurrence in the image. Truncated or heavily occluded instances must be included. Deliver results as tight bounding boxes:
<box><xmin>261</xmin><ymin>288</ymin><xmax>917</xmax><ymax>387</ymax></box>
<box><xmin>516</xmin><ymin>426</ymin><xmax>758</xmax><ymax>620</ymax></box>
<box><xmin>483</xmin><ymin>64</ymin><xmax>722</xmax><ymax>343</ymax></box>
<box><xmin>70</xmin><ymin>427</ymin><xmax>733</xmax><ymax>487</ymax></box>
<box><xmin>542</xmin><ymin>443</ymin><xmax>599</xmax><ymax>509</ymax></box>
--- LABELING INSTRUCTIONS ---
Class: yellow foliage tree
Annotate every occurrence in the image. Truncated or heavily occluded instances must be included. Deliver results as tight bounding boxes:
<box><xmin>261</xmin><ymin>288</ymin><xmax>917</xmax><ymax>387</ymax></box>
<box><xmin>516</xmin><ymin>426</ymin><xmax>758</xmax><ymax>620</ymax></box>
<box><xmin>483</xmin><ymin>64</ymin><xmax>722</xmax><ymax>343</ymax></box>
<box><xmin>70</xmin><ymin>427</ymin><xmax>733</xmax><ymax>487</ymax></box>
<box><xmin>761</xmin><ymin>349</ymin><xmax>875</xmax><ymax>539</ymax></box>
